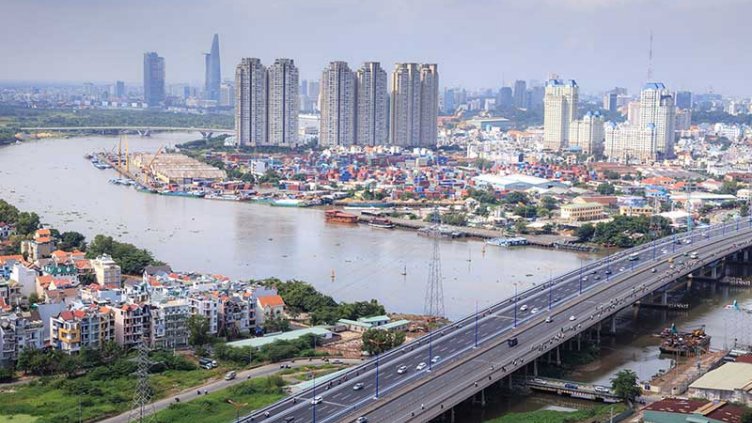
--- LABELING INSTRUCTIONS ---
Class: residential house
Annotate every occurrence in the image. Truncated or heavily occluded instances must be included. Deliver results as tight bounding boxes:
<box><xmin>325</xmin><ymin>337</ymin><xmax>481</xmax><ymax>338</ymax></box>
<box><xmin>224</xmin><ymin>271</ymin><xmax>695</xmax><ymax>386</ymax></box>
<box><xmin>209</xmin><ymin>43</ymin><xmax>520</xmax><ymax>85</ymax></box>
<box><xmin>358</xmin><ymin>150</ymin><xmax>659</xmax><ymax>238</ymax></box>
<box><xmin>0</xmin><ymin>311</ymin><xmax>44</xmax><ymax>367</ymax></box>
<box><xmin>145</xmin><ymin>300</ymin><xmax>190</xmax><ymax>349</ymax></box>
<box><xmin>218</xmin><ymin>295</ymin><xmax>251</xmax><ymax>337</ymax></box>
<box><xmin>256</xmin><ymin>294</ymin><xmax>285</xmax><ymax>327</ymax></box>
<box><xmin>112</xmin><ymin>303</ymin><xmax>144</xmax><ymax>349</ymax></box>
<box><xmin>21</xmin><ymin>228</ymin><xmax>56</xmax><ymax>262</ymax></box>
<box><xmin>643</xmin><ymin>398</ymin><xmax>743</xmax><ymax>423</ymax></box>
<box><xmin>91</xmin><ymin>254</ymin><xmax>121</xmax><ymax>287</ymax></box>
<box><xmin>50</xmin><ymin>306</ymin><xmax>115</xmax><ymax>354</ymax></box>
<box><xmin>0</xmin><ymin>222</ymin><xmax>15</xmax><ymax>240</ymax></box>
<box><xmin>189</xmin><ymin>294</ymin><xmax>219</xmax><ymax>335</ymax></box>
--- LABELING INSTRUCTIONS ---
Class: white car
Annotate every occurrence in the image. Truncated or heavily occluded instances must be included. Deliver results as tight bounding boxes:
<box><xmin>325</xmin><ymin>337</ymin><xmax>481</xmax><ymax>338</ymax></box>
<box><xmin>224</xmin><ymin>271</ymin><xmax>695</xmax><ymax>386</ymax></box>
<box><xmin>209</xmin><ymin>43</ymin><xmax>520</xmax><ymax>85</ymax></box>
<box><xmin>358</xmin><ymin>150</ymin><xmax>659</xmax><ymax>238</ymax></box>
<box><xmin>416</xmin><ymin>362</ymin><xmax>427</xmax><ymax>371</ymax></box>
<box><xmin>530</xmin><ymin>307</ymin><xmax>539</xmax><ymax>314</ymax></box>
<box><xmin>520</xmin><ymin>305</ymin><xmax>528</xmax><ymax>311</ymax></box>
<box><xmin>545</xmin><ymin>316</ymin><xmax>553</xmax><ymax>323</ymax></box>
<box><xmin>651</xmin><ymin>268</ymin><xmax>657</xmax><ymax>273</ymax></box>
<box><xmin>594</xmin><ymin>386</ymin><xmax>610</xmax><ymax>393</ymax></box>
<box><xmin>311</xmin><ymin>396</ymin><xmax>323</xmax><ymax>405</ymax></box>
<box><xmin>569</xmin><ymin>315</ymin><xmax>577</xmax><ymax>321</ymax></box>
<box><xmin>397</xmin><ymin>365</ymin><xmax>408</xmax><ymax>374</ymax></box>
<box><xmin>431</xmin><ymin>356</ymin><xmax>441</xmax><ymax>363</ymax></box>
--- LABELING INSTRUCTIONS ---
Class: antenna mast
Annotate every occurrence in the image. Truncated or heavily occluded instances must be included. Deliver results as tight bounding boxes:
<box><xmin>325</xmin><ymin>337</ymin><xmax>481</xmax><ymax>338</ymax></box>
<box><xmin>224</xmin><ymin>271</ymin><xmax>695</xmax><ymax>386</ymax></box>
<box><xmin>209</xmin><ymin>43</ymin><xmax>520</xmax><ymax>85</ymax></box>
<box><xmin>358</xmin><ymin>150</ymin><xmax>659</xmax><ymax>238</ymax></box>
<box><xmin>647</xmin><ymin>30</ymin><xmax>654</xmax><ymax>81</ymax></box>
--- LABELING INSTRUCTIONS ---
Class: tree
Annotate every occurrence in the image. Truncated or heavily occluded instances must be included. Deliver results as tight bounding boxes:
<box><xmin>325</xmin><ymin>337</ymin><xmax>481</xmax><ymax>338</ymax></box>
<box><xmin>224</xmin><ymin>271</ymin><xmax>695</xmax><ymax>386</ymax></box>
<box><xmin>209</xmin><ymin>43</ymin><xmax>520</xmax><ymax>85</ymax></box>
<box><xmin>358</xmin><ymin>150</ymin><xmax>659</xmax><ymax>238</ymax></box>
<box><xmin>720</xmin><ymin>180</ymin><xmax>740</xmax><ymax>195</ymax></box>
<box><xmin>58</xmin><ymin>231</ymin><xmax>86</xmax><ymax>251</ymax></box>
<box><xmin>741</xmin><ymin>411</ymin><xmax>752</xmax><ymax>423</ymax></box>
<box><xmin>264</xmin><ymin>315</ymin><xmax>291</xmax><ymax>333</ymax></box>
<box><xmin>361</xmin><ymin>329</ymin><xmax>406</xmax><ymax>355</ymax></box>
<box><xmin>741</xmin><ymin>203</ymin><xmax>750</xmax><ymax>218</ymax></box>
<box><xmin>596</xmin><ymin>182</ymin><xmax>616</xmax><ymax>195</ymax></box>
<box><xmin>575</xmin><ymin>224</ymin><xmax>596</xmax><ymax>242</ymax></box>
<box><xmin>504</xmin><ymin>192</ymin><xmax>529</xmax><ymax>205</ymax></box>
<box><xmin>15</xmin><ymin>212</ymin><xmax>40</xmax><ymax>235</ymax></box>
<box><xmin>0</xmin><ymin>200</ymin><xmax>19</xmax><ymax>224</ymax></box>
<box><xmin>611</xmin><ymin>369</ymin><xmax>642</xmax><ymax>401</ymax></box>
<box><xmin>541</xmin><ymin>196</ymin><xmax>557</xmax><ymax>211</ymax></box>
<box><xmin>187</xmin><ymin>315</ymin><xmax>210</xmax><ymax>346</ymax></box>
<box><xmin>513</xmin><ymin>219</ymin><xmax>529</xmax><ymax>234</ymax></box>
<box><xmin>27</xmin><ymin>292</ymin><xmax>40</xmax><ymax>305</ymax></box>
<box><xmin>86</xmin><ymin>234</ymin><xmax>159</xmax><ymax>274</ymax></box>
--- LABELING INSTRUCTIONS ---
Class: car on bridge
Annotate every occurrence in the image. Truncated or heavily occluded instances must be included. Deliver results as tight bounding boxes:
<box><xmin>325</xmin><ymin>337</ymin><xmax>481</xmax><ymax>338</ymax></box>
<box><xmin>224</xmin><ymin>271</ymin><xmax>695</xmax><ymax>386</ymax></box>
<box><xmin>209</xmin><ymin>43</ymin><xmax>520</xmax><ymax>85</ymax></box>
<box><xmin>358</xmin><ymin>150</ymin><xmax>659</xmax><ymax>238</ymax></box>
<box><xmin>353</xmin><ymin>383</ymin><xmax>365</xmax><ymax>391</ymax></box>
<box><xmin>431</xmin><ymin>356</ymin><xmax>441</xmax><ymax>363</ymax></box>
<box><xmin>569</xmin><ymin>315</ymin><xmax>577</xmax><ymax>321</ymax></box>
<box><xmin>416</xmin><ymin>362</ymin><xmax>427</xmax><ymax>371</ymax></box>
<box><xmin>520</xmin><ymin>304</ymin><xmax>528</xmax><ymax>311</ymax></box>
<box><xmin>397</xmin><ymin>365</ymin><xmax>408</xmax><ymax>374</ymax></box>
<box><xmin>311</xmin><ymin>396</ymin><xmax>323</xmax><ymax>405</ymax></box>
<box><xmin>507</xmin><ymin>337</ymin><xmax>519</xmax><ymax>347</ymax></box>
<box><xmin>545</xmin><ymin>316</ymin><xmax>553</xmax><ymax>323</ymax></box>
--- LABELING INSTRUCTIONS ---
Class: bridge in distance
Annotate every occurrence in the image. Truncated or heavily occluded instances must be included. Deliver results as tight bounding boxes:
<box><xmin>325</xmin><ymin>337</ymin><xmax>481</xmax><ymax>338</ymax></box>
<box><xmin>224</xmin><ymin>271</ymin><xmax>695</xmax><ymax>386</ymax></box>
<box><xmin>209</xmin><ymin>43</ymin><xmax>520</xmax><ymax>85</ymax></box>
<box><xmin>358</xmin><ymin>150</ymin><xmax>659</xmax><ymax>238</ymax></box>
<box><xmin>244</xmin><ymin>218</ymin><xmax>752</xmax><ymax>423</ymax></box>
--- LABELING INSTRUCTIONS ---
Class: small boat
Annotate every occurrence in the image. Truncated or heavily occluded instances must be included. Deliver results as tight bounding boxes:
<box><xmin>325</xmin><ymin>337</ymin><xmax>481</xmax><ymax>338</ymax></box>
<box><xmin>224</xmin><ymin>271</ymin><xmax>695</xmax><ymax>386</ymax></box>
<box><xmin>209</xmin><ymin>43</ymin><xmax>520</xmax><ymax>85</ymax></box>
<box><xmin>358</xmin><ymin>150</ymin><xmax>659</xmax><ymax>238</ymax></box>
<box><xmin>271</xmin><ymin>198</ymin><xmax>311</xmax><ymax>207</ymax></box>
<box><xmin>400</xmin><ymin>265</ymin><xmax>407</xmax><ymax>276</ymax></box>
<box><xmin>367</xmin><ymin>217</ymin><xmax>395</xmax><ymax>229</ymax></box>
<box><xmin>330</xmin><ymin>269</ymin><xmax>336</xmax><ymax>281</ymax></box>
<box><xmin>486</xmin><ymin>237</ymin><xmax>528</xmax><ymax>247</ymax></box>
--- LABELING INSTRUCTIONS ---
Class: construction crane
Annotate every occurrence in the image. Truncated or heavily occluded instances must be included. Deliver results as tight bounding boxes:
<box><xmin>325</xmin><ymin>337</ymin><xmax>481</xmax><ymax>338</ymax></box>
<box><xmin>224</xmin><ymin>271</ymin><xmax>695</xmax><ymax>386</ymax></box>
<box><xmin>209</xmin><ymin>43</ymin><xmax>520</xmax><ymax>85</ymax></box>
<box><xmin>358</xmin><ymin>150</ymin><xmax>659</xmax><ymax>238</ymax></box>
<box><xmin>147</xmin><ymin>145</ymin><xmax>164</xmax><ymax>170</ymax></box>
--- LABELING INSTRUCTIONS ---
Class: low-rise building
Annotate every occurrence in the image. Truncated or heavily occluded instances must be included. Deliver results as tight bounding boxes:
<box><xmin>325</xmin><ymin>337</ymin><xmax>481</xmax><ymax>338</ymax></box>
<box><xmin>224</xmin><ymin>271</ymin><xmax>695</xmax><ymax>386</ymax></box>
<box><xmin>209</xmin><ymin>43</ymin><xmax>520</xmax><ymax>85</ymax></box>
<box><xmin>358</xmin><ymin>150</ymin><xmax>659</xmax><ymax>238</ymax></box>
<box><xmin>50</xmin><ymin>306</ymin><xmax>115</xmax><ymax>354</ymax></box>
<box><xmin>560</xmin><ymin>203</ymin><xmax>605</xmax><ymax>222</ymax></box>
<box><xmin>189</xmin><ymin>294</ymin><xmax>219</xmax><ymax>335</ymax></box>
<box><xmin>0</xmin><ymin>311</ymin><xmax>44</xmax><ymax>367</ymax></box>
<box><xmin>620</xmin><ymin>205</ymin><xmax>655</xmax><ymax>217</ymax></box>
<box><xmin>21</xmin><ymin>229</ymin><xmax>56</xmax><ymax>262</ymax></box>
<box><xmin>145</xmin><ymin>300</ymin><xmax>190</xmax><ymax>349</ymax></box>
<box><xmin>91</xmin><ymin>254</ymin><xmax>122</xmax><ymax>287</ymax></box>
<box><xmin>112</xmin><ymin>303</ymin><xmax>144</xmax><ymax>349</ymax></box>
<box><xmin>688</xmin><ymin>362</ymin><xmax>752</xmax><ymax>406</ymax></box>
<box><xmin>643</xmin><ymin>397</ymin><xmax>743</xmax><ymax>423</ymax></box>
<box><xmin>256</xmin><ymin>294</ymin><xmax>285</xmax><ymax>327</ymax></box>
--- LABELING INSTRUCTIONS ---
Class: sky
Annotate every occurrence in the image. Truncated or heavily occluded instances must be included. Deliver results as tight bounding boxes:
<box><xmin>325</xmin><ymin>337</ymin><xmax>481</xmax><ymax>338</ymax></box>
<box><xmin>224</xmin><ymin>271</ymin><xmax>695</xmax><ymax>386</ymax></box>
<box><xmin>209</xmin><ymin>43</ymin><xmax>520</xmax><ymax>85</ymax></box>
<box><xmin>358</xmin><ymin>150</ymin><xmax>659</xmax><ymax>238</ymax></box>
<box><xmin>2</xmin><ymin>0</ymin><xmax>751</xmax><ymax>96</ymax></box>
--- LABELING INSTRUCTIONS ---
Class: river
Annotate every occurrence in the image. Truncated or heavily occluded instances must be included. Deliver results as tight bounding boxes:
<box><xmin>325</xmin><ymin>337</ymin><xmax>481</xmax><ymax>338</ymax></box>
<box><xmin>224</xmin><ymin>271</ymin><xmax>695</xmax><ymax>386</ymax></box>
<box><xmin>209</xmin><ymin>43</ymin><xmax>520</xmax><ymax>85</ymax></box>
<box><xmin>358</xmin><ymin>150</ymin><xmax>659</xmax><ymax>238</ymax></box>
<box><xmin>0</xmin><ymin>133</ymin><xmax>594</xmax><ymax>320</ymax></box>
<box><xmin>3</xmin><ymin>133</ymin><xmax>750</xmax><ymax>421</ymax></box>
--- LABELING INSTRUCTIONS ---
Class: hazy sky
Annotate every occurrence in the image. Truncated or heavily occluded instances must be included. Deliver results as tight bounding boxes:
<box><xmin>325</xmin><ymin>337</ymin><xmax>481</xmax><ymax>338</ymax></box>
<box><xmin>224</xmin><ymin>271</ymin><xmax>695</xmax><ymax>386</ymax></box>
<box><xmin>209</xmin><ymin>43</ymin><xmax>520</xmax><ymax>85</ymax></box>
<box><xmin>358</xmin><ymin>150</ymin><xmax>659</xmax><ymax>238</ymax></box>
<box><xmin>2</xmin><ymin>0</ymin><xmax>751</xmax><ymax>96</ymax></box>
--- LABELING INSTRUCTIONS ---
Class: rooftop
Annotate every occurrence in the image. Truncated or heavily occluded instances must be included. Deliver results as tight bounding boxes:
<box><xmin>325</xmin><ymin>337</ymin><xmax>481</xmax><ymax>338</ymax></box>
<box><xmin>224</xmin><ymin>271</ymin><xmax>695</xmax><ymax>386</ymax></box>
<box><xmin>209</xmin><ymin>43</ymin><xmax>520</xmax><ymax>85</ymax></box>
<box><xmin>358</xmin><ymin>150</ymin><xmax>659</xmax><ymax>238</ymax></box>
<box><xmin>226</xmin><ymin>326</ymin><xmax>332</xmax><ymax>349</ymax></box>
<box><xmin>689</xmin><ymin>362</ymin><xmax>752</xmax><ymax>392</ymax></box>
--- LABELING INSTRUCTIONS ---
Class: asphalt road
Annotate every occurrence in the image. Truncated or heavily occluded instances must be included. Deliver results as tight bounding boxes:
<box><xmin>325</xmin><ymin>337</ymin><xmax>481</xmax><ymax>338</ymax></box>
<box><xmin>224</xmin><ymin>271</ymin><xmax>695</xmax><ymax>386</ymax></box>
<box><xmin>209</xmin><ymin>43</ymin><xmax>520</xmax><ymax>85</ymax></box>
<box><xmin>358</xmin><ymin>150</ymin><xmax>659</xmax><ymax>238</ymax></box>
<box><xmin>98</xmin><ymin>358</ymin><xmax>361</xmax><ymax>423</ymax></box>
<box><xmin>243</xmin><ymin>219</ymin><xmax>752</xmax><ymax>423</ymax></box>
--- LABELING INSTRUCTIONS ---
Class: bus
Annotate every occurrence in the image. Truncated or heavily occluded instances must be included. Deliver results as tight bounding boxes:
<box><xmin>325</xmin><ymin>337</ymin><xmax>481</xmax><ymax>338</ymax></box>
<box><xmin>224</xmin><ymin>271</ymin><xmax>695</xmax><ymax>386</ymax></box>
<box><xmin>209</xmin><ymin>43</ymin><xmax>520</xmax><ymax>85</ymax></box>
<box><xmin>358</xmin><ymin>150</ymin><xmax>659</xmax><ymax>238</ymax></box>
<box><xmin>628</xmin><ymin>253</ymin><xmax>639</xmax><ymax>261</ymax></box>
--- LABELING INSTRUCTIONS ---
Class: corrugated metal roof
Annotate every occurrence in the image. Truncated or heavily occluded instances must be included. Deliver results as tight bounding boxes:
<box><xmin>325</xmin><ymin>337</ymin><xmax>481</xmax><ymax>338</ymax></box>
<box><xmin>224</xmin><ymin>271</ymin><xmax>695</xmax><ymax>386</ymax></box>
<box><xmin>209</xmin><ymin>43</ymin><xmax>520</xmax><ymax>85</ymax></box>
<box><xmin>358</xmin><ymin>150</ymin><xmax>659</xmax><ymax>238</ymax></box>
<box><xmin>689</xmin><ymin>362</ymin><xmax>752</xmax><ymax>391</ymax></box>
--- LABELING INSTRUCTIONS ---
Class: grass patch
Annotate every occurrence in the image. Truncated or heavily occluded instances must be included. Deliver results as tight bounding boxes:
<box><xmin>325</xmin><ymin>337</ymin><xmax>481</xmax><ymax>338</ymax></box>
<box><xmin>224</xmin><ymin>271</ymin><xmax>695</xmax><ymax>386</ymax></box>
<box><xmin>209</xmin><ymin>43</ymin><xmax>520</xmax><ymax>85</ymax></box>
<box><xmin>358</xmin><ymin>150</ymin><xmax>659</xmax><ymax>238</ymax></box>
<box><xmin>151</xmin><ymin>376</ymin><xmax>285</xmax><ymax>423</ymax></box>
<box><xmin>0</xmin><ymin>415</ymin><xmax>39</xmax><ymax>423</ymax></box>
<box><xmin>485</xmin><ymin>403</ymin><xmax>627</xmax><ymax>423</ymax></box>
<box><xmin>0</xmin><ymin>365</ymin><xmax>229</xmax><ymax>422</ymax></box>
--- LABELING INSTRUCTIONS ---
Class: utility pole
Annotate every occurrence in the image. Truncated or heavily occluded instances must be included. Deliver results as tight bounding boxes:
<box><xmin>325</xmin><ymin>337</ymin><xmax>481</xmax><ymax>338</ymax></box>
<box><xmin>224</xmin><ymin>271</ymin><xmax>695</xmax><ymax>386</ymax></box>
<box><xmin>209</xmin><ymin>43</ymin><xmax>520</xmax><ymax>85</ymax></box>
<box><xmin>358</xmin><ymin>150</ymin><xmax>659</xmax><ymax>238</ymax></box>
<box><xmin>128</xmin><ymin>334</ymin><xmax>155</xmax><ymax>423</ymax></box>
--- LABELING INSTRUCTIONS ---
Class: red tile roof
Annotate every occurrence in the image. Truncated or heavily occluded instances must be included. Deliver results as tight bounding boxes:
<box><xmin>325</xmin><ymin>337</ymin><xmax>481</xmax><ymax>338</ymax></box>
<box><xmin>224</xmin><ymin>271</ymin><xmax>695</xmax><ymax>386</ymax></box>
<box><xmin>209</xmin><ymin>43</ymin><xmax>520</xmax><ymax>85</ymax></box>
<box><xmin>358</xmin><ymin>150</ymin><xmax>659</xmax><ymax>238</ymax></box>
<box><xmin>257</xmin><ymin>294</ymin><xmax>285</xmax><ymax>309</ymax></box>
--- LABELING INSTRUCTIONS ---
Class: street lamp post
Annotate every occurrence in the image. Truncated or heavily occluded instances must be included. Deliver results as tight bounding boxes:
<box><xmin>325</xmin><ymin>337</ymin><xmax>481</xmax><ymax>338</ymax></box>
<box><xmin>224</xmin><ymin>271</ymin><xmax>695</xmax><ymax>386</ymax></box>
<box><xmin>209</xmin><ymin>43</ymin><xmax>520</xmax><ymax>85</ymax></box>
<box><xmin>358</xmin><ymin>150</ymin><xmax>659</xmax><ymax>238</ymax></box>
<box><xmin>375</xmin><ymin>353</ymin><xmax>379</xmax><ymax>399</ymax></box>
<box><xmin>474</xmin><ymin>301</ymin><xmax>479</xmax><ymax>348</ymax></box>
<box><xmin>513</xmin><ymin>283</ymin><xmax>518</xmax><ymax>328</ymax></box>
<box><xmin>579</xmin><ymin>260</ymin><xmax>583</xmax><ymax>295</ymax></box>
<box><xmin>312</xmin><ymin>372</ymin><xmax>317</xmax><ymax>423</ymax></box>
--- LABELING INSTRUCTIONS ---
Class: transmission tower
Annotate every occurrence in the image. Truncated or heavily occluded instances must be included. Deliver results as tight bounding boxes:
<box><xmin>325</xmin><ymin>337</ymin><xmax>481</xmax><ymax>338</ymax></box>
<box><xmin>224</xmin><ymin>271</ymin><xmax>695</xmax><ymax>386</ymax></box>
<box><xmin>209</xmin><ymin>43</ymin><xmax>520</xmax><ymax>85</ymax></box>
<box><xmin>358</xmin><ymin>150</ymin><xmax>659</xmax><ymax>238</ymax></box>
<box><xmin>128</xmin><ymin>335</ymin><xmax>155</xmax><ymax>423</ymax></box>
<box><xmin>424</xmin><ymin>207</ymin><xmax>445</xmax><ymax>318</ymax></box>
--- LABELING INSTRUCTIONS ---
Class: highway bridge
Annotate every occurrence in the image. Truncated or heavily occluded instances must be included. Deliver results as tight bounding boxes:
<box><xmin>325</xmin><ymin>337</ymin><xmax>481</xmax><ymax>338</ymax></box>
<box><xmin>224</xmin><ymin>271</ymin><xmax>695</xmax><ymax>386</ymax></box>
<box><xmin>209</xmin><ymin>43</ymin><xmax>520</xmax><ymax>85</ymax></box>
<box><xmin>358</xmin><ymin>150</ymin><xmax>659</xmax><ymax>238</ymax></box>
<box><xmin>243</xmin><ymin>219</ymin><xmax>752</xmax><ymax>423</ymax></box>
<box><xmin>20</xmin><ymin>126</ymin><xmax>234</xmax><ymax>138</ymax></box>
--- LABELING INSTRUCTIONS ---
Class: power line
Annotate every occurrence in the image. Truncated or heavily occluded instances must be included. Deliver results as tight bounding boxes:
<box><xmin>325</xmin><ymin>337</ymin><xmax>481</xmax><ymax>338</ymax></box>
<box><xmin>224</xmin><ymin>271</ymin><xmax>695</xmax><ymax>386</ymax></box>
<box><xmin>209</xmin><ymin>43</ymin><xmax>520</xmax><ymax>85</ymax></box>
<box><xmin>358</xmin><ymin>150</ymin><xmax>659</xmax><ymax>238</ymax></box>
<box><xmin>424</xmin><ymin>207</ymin><xmax>445</xmax><ymax>318</ymax></box>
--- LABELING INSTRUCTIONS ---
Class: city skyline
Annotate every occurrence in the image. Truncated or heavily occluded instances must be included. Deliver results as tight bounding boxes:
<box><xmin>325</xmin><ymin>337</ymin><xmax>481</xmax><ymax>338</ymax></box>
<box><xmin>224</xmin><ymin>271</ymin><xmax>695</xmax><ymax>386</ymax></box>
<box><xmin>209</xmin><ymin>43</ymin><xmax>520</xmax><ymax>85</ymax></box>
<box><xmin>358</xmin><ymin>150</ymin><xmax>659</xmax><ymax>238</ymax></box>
<box><xmin>2</xmin><ymin>0</ymin><xmax>751</xmax><ymax>96</ymax></box>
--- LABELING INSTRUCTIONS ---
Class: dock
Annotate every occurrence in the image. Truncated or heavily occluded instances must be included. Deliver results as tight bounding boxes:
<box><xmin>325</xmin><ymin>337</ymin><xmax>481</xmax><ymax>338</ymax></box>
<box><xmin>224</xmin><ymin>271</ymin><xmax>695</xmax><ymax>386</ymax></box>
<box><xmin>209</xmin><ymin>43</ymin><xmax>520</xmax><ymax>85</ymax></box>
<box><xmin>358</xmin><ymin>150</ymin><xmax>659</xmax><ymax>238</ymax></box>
<box><xmin>354</xmin><ymin>214</ymin><xmax>597</xmax><ymax>252</ymax></box>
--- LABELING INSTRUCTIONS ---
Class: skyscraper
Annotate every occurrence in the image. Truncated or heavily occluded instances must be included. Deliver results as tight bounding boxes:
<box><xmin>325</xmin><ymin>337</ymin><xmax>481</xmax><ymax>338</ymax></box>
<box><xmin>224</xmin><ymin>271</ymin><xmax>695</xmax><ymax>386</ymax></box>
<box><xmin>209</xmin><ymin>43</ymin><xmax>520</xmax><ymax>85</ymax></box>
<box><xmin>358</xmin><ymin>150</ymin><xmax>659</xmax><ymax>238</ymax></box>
<box><xmin>356</xmin><ymin>62</ymin><xmax>388</xmax><ymax>146</ymax></box>
<box><xmin>603</xmin><ymin>91</ymin><xmax>618</xmax><ymax>113</ymax></box>
<box><xmin>675</xmin><ymin>91</ymin><xmax>692</xmax><ymax>109</ymax></box>
<box><xmin>497</xmin><ymin>87</ymin><xmax>513</xmax><ymax>108</ymax></box>
<box><xmin>143</xmin><ymin>52</ymin><xmax>165</xmax><ymax>107</ymax></box>
<box><xmin>639</xmin><ymin>82</ymin><xmax>676</xmax><ymax>159</ymax></box>
<box><xmin>543</xmin><ymin>79</ymin><xmax>578</xmax><ymax>150</ymax></box>
<box><xmin>235</xmin><ymin>58</ymin><xmax>266</xmax><ymax>147</ymax></box>
<box><xmin>442</xmin><ymin>88</ymin><xmax>456</xmax><ymax>114</ymax></box>
<box><xmin>319</xmin><ymin>61</ymin><xmax>356</xmax><ymax>147</ymax></box>
<box><xmin>114</xmin><ymin>81</ymin><xmax>125</xmax><ymax>98</ymax></box>
<box><xmin>389</xmin><ymin>63</ymin><xmax>439</xmax><ymax>147</ymax></box>
<box><xmin>605</xmin><ymin>82</ymin><xmax>676</xmax><ymax>162</ymax></box>
<box><xmin>204</xmin><ymin>34</ymin><xmax>221</xmax><ymax>102</ymax></box>
<box><xmin>267</xmin><ymin>58</ymin><xmax>299</xmax><ymax>147</ymax></box>
<box><xmin>390</xmin><ymin>63</ymin><xmax>421</xmax><ymax>147</ymax></box>
<box><xmin>513</xmin><ymin>80</ymin><xmax>527</xmax><ymax>109</ymax></box>
<box><xmin>569</xmin><ymin>111</ymin><xmax>605</xmax><ymax>156</ymax></box>
<box><xmin>419</xmin><ymin>64</ymin><xmax>439</xmax><ymax>147</ymax></box>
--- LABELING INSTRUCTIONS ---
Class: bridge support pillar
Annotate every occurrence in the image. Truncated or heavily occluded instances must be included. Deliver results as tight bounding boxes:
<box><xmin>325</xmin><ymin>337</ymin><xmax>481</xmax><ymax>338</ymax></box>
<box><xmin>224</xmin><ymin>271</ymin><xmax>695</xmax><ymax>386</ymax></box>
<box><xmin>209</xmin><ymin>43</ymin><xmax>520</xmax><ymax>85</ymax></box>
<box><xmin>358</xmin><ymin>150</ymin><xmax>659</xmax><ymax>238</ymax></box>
<box><xmin>556</xmin><ymin>346</ymin><xmax>561</xmax><ymax>366</ymax></box>
<box><xmin>481</xmin><ymin>388</ymin><xmax>486</xmax><ymax>407</ymax></box>
<box><xmin>547</xmin><ymin>351</ymin><xmax>552</xmax><ymax>364</ymax></box>
<box><xmin>533</xmin><ymin>358</ymin><xmax>538</xmax><ymax>376</ymax></box>
<box><xmin>609</xmin><ymin>318</ymin><xmax>617</xmax><ymax>334</ymax></box>
<box><xmin>661</xmin><ymin>291</ymin><xmax>668</xmax><ymax>306</ymax></box>
<box><xmin>744</xmin><ymin>249</ymin><xmax>749</xmax><ymax>262</ymax></box>
<box><xmin>451</xmin><ymin>407</ymin><xmax>455</xmax><ymax>423</ymax></box>
<box><xmin>577</xmin><ymin>334</ymin><xmax>582</xmax><ymax>351</ymax></box>
<box><xmin>596</xmin><ymin>325</ymin><xmax>601</xmax><ymax>344</ymax></box>
<box><xmin>508</xmin><ymin>375</ymin><xmax>513</xmax><ymax>389</ymax></box>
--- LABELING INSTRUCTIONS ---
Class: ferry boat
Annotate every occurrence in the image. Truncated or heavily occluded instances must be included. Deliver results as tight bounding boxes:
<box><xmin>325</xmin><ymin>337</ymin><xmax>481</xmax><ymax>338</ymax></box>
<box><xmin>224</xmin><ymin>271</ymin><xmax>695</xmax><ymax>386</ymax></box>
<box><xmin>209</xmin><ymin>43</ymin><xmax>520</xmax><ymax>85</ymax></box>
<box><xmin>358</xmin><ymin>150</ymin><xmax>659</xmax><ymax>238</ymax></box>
<box><xmin>205</xmin><ymin>193</ymin><xmax>241</xmax><ymax>201</ymax></box>
<box><xmin>367</xmin><ymin>217</ymin><xmax>395</xmax><ymax>229</ymax></box>
<box><xmin>325</xmin><ymin>210</ymin><xmax>358</xmax><ymax>224</ymax></box>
